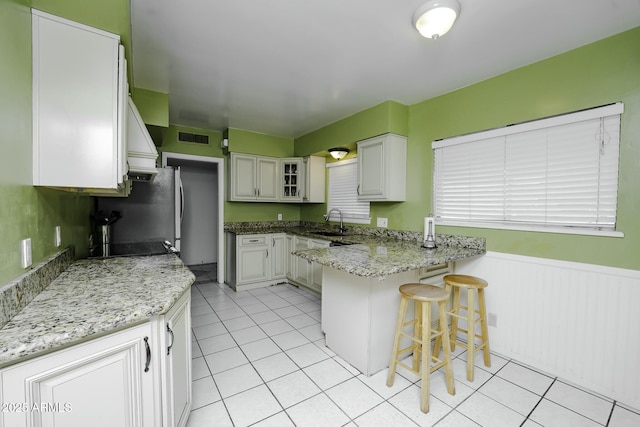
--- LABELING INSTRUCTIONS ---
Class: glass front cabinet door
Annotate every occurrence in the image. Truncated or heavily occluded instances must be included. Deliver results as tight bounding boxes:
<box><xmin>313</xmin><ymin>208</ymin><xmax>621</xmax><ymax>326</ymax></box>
<box><xmin>281</xmin><ymin>158</ymin><xmax>303</xmax><ymax>202</ymax></box>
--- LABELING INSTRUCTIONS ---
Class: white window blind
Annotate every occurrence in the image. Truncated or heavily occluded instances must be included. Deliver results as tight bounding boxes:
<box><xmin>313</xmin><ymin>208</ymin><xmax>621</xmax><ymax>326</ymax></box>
<box><xmin>327</xmin><ymin>159</ymin><xmax>370</xmax><ymax>224</ymax></box>
<box><xmin>433</xmin><ymin>103</ymin><xmax>623</xmax><ymax>234</ymax></box>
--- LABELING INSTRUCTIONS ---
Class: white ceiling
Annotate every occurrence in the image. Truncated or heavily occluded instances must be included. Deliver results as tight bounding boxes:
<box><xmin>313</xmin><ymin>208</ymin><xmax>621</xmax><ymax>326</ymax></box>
<box><xmin>130</xmin><ymin>0</ymin><xmax>640</xmax><ymax>139</ymax></box>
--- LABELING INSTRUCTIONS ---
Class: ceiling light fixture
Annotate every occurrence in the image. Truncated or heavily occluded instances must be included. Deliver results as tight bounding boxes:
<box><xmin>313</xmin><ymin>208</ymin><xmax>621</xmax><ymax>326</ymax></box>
<box><xmin>328</xmin><ymin>147</ymin><xmax>350</xmax><ymax>160</ymax></box>
<box><xmin>412</xmin><ymin>0</ymin><xmax>461</xmax><ymax>40</ymax></box>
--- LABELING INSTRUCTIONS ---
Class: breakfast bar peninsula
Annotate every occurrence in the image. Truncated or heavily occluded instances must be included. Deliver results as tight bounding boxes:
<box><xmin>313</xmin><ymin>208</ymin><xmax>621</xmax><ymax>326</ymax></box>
<box><xmin>293</xmin><ymin>233</ymin><xmax>485</xmax><ymax>376</ymax></box>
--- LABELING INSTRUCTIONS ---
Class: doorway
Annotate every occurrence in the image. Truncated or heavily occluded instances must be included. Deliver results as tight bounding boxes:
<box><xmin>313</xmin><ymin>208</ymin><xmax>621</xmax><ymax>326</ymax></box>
<box><xmin>162</xmin><ymin>152</ymin><xmax>224</xmax><ymax>283</ymax></box>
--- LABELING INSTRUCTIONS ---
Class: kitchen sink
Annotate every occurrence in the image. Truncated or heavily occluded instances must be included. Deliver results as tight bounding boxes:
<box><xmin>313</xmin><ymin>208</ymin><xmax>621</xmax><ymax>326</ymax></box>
<box><xmin>329</xmin><ymin>241</ymin><xmax>352</xmax><ymax>247</ymax></box>
<box><xmin>314</xmin><ymin>231</ymin><xmax>348</xmax><ymax>237</ymax></box>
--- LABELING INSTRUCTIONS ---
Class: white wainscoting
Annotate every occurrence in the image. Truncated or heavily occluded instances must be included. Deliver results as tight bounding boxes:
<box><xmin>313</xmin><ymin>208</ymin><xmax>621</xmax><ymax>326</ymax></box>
<box><xmin>454</xmin><ymin>251</ymin><xmax>640</xmax><ymax>411</ymax></box>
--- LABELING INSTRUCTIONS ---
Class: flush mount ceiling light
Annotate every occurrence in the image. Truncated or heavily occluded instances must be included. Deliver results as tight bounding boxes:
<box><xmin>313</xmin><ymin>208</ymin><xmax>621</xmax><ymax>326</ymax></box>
<box><xmin>412</xmin><ymin>0</ymin><xmax>461</xmax><ymax>39</ymax></box>
<box><xmin>328</xmin><ymin>147</ymin><xmax>350</xmax><ymax>160</ymax></box>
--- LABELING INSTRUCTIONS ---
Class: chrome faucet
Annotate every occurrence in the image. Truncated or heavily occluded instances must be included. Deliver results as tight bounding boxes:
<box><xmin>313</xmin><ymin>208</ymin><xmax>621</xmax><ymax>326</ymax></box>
<box><xmin>324</xmin><ymin>208</ymin><xmax>346</xmax><ymax>234</ymax></box>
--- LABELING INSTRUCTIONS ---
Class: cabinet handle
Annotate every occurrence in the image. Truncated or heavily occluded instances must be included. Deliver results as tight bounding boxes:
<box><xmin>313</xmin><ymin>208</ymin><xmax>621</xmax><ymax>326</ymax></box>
<box><xmin>266</xmin><ymin>249</ymin><xmax>269</xmax><ymax>258</ymax></box>
<box><xmin>144</xmin><ymin>337</ymin><xmax>151</xmax><ymax>372</ymax></box>
<box><xmin>272</xmin><ymin>238</ymin><xmax>275</xmax><ymax>247</ymax></box>
<box><xmin>357</xmin><ymin>185</ymin><xmax>360</xmax><ymax>195</ymax></box>
<box><xmin>166</xmin><ymin>324</ymin><xmax>175</xmax><ymax>356</ymax></box>
<box><xmin>257</xmin><ymin>189</ymin><xmax>260</xmax><ymax>197</ymax></box>
<box><xmin>249</xmin><ymin>239</ymin><xmax>259</xmax><ymax>243</ymax></box>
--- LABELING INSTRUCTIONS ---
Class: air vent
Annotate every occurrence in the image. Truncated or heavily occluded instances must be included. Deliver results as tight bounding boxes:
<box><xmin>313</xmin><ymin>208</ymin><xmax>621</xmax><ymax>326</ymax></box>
<box><xmin>178</xmin><ymin>131</ymin><xmax>209</xmax><ymax>145</ymax></box>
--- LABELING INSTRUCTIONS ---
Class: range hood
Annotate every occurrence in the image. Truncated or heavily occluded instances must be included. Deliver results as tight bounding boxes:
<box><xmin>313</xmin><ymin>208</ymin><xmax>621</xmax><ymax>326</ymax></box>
<box><xmin>127</xmin><ymin>97</ymin><xmax>158</xmax><ymax>182</ymax></box>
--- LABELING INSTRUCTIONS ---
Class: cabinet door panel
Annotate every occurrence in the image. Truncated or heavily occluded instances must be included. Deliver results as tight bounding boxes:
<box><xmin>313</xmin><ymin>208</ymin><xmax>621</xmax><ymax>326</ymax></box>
<box><xmin>257</xmin><ymin>158</ymin><xmax>278</xmax><ymax>200</ymax></box>
<box><xmin>286</xmin><ymin>235</ymin><xmax>294</xmax><ymax>279</ymax></box>
<box><xmin>357</xmin><ymin>134</ymin><xmax>407</xmax><ymax>201</ymax></box>
<box><xmin>231</xmin><ymin>154</ymin><xmax>258</xmax><ymax>199</ymax></box>
<box><xmin>33</xmin><ymin>12</ymin><xmax>122</xmax><ymax>189</ymax></box>
<box><xmin>1</xmin><ymin>323</ymin><xmax>157</xmax><ymax>427</ymax></box>
<box><xmin>164</xmin><ymin>292</ymin><xmax>192</xmax><ymax>427</ymax></box>
<box><xmin>271</xmin><ymin>235</ymin><xmax>287</xmax><ymax>279</ymax></box>
<box><xmin>358</xmin><ymin>138</ymin><xmax>385</xmax><ymax>197</ymax></box>
<box><xmin>309</xmin><ymin>239</ymin><xmax>330</xmax><ymax>292</ymax></box>
<box><xmin>281</xmin><ymin>159</ymin><xmax>303</xmax><ymax>202</ymax></box>
<box><xmin>237</xmin><ymin>246</ymin><xmax>269</xmax><ymax>283</ymax></box>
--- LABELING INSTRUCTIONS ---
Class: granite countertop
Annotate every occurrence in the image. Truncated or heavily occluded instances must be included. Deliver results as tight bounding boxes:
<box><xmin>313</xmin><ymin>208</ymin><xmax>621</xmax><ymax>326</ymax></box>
<box><xmin>0</xmin><ymin>254</ymin><xmax>194</xmax><ymax>367</ymax></box>
<box><xmin>225</xmin><ymin>222</ymin><xmax>485</xmax><ymax>278</ymax></box>
<box><xmin>293</xmin><ymin>239</ymin><xmax>485</xmax><ymax>278</ymax></box>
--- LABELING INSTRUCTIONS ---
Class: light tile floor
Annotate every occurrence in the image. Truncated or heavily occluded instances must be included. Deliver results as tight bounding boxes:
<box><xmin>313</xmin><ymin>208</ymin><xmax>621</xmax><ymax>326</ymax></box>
<box><xmin>186</xmin><ymin>280</ymin><xmax>640</xmax><ymax>427</ymax></box>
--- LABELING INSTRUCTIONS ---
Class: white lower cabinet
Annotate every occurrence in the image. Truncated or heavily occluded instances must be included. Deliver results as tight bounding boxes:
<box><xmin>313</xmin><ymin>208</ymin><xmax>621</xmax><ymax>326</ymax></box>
<box><xmin>285</xmin><ymin>235</ymin><xmax>294</xmax><ymax>278</ymax></box>
<box><xmin>289</xmin><ymin>236</ymin><xmax>329</xmax><ymax>294</ymax></box>
<box><xmin>237</xmin><ymin>235</ymin><xmax>271</xmax><ymax>284</ymax></box>
<box><xmin>226</xmin><ymin>233</ymin><xmax>287</xmax><ymax>291</ymax></box>
<box><xmin>162</xmin><ymin>290</ymin><xmax>192</xmax><ymax>427</ymax></box>
<box><xmin>0</xmin><ymin>323</ymin><xmax>159</xmax><ymax>427</ymax></box>
<box><xmin>292</xmin><ymin>236</ymin><xmax>311</xmax><ymax>286</ymax></box>
<box><xmin>0</xmin><ymin>291</ymin><xmax>192</xmax><ymax>427</ymax></box>
<box><xmin>271</xmin><ymin>234</ymin><xmax>287</xmax><ymax>280</ymax></box>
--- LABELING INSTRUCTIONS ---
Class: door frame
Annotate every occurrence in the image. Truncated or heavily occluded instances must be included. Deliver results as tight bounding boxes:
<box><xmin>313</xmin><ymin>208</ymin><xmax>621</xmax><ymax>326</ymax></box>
<box><xmin>161</xmin><ymin>152</ymin><xmax>225</xmax><ymax>284</ymax></box>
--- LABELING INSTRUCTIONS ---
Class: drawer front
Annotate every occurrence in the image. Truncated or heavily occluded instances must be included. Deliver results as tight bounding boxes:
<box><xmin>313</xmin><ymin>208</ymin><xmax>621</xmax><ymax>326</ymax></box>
<box><xmin>418</xmin><ymin>262</ymin><xmax>451</xmax><ymax>279</ymax></box>
<box><xmin>239</xmin><ymin>235</ymin><xmax>267</xmax><ymax>246</ymax></box>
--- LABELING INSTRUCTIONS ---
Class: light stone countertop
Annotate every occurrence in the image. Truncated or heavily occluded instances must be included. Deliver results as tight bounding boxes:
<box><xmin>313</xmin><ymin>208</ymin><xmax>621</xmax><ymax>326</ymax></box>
<box><xmin>0</xmin><ymin>254</ymin><xmax>194</xmax><ymax>367</ymax></box>
<box><xmin>225</xmin><ymin>223</ymin><xmax>486</xmax><ymax>278</ymax></box>
<box><xmin>293</xmin><ymin>239</ymin><xmax>485</xmax><ymax>278</ymax></box>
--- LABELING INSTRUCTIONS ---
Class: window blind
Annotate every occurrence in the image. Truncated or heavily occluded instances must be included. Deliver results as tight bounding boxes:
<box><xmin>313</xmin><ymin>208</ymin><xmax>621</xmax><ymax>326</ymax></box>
<box><xmin>327</xmin><ymin>159</ymin><xmax>370</xmax><ymax>223</ymax></box>
<box><xmin>433</xmin><ymin>103</ymin><xmax>623</xmax><ymax>232</ymax></box>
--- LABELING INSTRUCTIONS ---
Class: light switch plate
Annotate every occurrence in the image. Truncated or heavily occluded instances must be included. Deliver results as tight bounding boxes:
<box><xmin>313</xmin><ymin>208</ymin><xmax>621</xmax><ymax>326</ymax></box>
<box><xmin>21</xmin><ymin>238</ymin><xmax>32</xmax><ymax>268</ymax></box>
<box><xmin>377</xmin><ymin>217</ymin><xmax>388</xmax><ymax>228</ymax></box>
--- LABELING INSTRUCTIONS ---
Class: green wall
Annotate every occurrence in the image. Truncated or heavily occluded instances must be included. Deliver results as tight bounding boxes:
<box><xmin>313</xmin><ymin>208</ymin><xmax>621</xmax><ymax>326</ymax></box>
<box><xmin>295</xmin><ymin>27</ymin><xmax>640</xmax><ymax>270</ymax></box>
<box><xmin>296</xmin><ymin>101</ymin><xmax>410</xmax><ymax>225</ymax></box>
<box><xmin>227</xmin><ymin>128</ymin><xmax>294</xmax><ymax>157</ymax></box>
<box><xmin>409</xmin><ymin>26</ymin><xmax>640</xmax><ymax>270</ymax></box>
<box><xmin>0</xmin><ymin>0</ymin><xmax>93</xmax><ymax>286</ymax></box>
<box><xmin>158</xmin><ymin>125</ymin><xmax>301</xmax><ymax>223</ymax></box>
<box><xmin>295</xmin><ymin>101</ymin><xmax>409</xmax><ymax>157</ymax></box>
<box><xmin>131</xmin><ymin>88</ymin><xmax>169</xmax><ymax>127</ymax></box>
<box><xmin>30</xmin><ymin>0</ymin><xmax>133</xmax><ymax>82</ymax></box>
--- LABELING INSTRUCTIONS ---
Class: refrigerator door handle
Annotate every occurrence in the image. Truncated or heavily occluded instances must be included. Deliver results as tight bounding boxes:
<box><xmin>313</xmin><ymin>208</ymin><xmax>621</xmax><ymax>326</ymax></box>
<box><xmin>179</xmin><ymin>177</ymin><xmax>185</xmax><ymax>224</ymax></box>
<box><xmin>174</xmin><ymin>167</ymin><xmax>183</xmax><ymax>251</ymax></box>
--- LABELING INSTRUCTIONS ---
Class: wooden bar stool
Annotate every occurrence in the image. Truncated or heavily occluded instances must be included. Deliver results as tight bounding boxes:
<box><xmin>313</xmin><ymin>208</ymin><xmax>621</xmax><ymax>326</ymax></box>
<box><xmin>387</xmin><ymin>283</ymin><xmax>455</xmax><ymax>413</ymax></box>
<box><xmin>436</xmin><ymin>274</ymin><xmax>491</xmax><ymax>382</ymax></box>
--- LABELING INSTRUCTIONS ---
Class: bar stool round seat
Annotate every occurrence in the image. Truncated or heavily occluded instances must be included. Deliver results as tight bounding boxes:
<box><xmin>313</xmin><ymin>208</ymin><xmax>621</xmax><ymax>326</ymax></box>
<box><xmin>437</xmin><ymin>274</ymin><xmax>491</xmax><ymax>382</ymax></box>
<box><xmin>387</xmin><ymin>283</ymin><xmax>455</xmax><ymax>413</ymax></box>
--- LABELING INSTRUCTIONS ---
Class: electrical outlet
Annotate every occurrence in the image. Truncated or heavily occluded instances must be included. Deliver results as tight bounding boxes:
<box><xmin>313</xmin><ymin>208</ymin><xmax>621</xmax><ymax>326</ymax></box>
<box><xmin>488</xmin><ymin>313</ymin><xmax>497</xmax><ymax>327</ymax></box>
<box><xmin>21</xmin><ymin>238</ymin><xmax>32</xmax><ymax>269</ymax></box>
<box><xmin>377</xmin><ymin>217</ymin><xmax>388</xmax><ymax>228</ymax></box>
<box><xmin>55</xmin><ymin>226</ymin><xmax>62</xmax><ymax>247</ymax></box>
<box><xmin>277</xmin><ymin>213</ymin><xmax>282</xmax><ymax>221</ymax></box>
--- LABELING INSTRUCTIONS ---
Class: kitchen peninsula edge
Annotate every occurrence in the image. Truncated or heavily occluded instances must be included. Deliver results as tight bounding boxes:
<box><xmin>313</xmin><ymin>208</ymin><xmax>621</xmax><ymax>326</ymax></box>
<box><xmin>291</xmin><ymin>228</ymin><xmax>485</xmax><ymax>377</ymax></box>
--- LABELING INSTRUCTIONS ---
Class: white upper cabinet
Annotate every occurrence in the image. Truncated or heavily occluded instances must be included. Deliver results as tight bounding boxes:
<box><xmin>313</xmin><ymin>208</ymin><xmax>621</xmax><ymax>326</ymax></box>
<box><xmin>229</xmin><ymin>153</ymin><xmax>325</xmax><ymax>203</ymax></box>
<box><xmin>357</xmin><ymin>133</ymin><xmax>407</xmax><ymax>201</ymax></box>
<box><xmin>280</xmin><ymin>158</ymin><xmax>303</xmax><ymax>202</ymax></box>
<box><xmin>229</xmin><ymin>153</ymin><xmax>278</xmax><ymax>201</ymax></box>
<box><xmin>302</xmin><ymin>156</ymin><xmax>326</xmax><ymax>203</ymax></box>
<box><xmin>32</xmin><ymin>10</ymin><xmax>127</xmax><ymax>193</ymax></box>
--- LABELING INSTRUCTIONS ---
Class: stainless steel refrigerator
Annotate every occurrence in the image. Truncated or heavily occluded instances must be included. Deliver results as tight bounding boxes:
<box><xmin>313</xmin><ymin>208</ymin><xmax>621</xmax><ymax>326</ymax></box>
<box><xmin>96</xmin><ymin>166</ymin><xmax>183</xmax><ymax>251</ymax></box>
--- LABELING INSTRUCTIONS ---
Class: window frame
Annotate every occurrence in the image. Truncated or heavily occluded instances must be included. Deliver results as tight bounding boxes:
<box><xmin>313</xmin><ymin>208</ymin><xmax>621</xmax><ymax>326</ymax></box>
<box><xmin>432</xmin><ymin>103</ymin><xmax>624</xmax><ymax>237</ymax></box>
<box><xmin>326</xmin><ymin>158</ymin><xmax>371</xmax><ymax>225</ymax></box>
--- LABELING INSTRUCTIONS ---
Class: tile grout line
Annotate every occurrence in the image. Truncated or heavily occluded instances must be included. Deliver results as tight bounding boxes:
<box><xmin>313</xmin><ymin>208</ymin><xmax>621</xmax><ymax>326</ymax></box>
<box><xmin>191</xmin><ymin>280</ymin><xmax>634</xmax><ymax>427</ymax></box>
